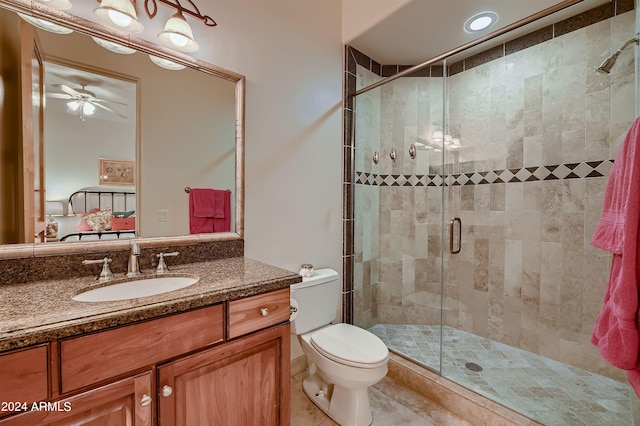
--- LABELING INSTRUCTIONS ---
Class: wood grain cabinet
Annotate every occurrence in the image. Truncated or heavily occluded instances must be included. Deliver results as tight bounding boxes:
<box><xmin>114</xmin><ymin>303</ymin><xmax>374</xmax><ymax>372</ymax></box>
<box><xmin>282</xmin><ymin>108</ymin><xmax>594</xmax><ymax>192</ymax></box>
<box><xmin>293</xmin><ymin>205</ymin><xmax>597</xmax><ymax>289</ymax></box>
<box><xmin>0</xmin><ymin>372</ymin><xmax>152</xmax><ymax>426</ymax></box>
<box><xmin>158</xmin><ymin>323</ymin><xmax>290</xmax><ymax>426</ymax></box>
<box><xmin>0</xmin><ymin>288</ymin><xmax>291</xmax><ymax>426</ymax></box>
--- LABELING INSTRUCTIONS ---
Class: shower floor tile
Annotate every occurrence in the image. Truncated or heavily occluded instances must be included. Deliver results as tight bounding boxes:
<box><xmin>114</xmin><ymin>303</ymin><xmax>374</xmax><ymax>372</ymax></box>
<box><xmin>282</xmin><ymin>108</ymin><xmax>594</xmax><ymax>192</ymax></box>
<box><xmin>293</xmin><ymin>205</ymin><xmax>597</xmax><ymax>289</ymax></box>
<box><xmin>369</xmin><ymin>324</ymin><xmax>634</xmax><ymax>426</ymax></box>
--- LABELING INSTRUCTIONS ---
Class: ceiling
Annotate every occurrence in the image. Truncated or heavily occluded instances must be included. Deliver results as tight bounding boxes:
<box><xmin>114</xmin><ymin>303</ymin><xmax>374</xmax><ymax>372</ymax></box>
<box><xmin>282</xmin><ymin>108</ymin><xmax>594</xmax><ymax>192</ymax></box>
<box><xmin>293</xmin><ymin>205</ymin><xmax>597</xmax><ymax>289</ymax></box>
<box><xmin>347</xmin><ymin>0</ymin><xmax>612</xmax><ymax>65</ymax></box>
<box><xmin>39</xmin><ymin>32</ymin><xmax>138</xmax><ymax>124</ymax></box>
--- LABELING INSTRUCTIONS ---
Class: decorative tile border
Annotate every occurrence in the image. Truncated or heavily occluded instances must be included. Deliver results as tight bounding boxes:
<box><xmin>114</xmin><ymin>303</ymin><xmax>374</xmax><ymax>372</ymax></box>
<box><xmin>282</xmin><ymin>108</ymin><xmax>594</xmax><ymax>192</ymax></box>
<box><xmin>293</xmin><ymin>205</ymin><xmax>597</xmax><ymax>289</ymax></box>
<box><xmin>356</xmin><ymin>160</ymin><xmax>613</xmax><ymax>187</ymax></box>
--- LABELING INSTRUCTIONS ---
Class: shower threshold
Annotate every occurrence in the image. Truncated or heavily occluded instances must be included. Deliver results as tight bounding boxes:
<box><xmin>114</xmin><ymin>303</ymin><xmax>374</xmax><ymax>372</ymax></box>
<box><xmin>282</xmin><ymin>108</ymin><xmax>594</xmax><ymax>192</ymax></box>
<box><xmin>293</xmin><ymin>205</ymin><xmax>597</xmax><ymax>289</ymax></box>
<box><xmin>369</xmin><ymin>324</ymin><xmax>633</xmax><ymax>426</ymax></box>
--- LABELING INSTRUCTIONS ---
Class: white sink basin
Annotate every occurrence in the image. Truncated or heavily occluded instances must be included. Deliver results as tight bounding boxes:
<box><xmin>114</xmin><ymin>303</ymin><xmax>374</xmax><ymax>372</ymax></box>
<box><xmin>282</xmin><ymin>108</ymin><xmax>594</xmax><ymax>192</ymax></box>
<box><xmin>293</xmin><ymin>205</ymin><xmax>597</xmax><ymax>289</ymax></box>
<box><xmin>73</xmin><ymin>275</ymin><xmax>199</xmax><ymax>302</ymax></box>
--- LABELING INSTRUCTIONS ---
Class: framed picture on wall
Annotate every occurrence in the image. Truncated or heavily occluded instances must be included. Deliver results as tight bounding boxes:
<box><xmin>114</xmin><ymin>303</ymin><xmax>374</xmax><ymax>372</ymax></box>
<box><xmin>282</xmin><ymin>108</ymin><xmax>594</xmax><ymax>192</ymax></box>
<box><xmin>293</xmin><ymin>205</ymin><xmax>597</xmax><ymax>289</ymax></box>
<box><xmin>99</xmin><ymin>158</ymin><xmax>135</xmax><ymax>186</ymax></box>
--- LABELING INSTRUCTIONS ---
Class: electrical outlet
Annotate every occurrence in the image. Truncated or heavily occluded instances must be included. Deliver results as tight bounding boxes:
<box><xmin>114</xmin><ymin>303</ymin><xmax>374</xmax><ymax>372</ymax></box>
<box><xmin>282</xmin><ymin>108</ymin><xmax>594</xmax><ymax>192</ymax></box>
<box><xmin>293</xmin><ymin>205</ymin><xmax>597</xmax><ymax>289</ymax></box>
<box><xmin>156</xmin><ymin>210</ymin><xmax>169</xmax><ymax>222</ymax></box>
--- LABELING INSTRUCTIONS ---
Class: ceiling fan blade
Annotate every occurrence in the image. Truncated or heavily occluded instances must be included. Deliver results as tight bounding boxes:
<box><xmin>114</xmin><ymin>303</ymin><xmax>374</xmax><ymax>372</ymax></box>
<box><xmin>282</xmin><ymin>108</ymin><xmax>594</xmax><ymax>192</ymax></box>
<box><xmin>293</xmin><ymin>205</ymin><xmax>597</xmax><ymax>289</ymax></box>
<box><xmin>47</xmin><ymin>93</ymin><xmax>73</xmax><ymax>100</ymax></box>
<box><xmin>92</xmin><ymin>101</ymin><xmax>127</xmax><ymax>119</ymax></box>
<box><xmin>91</xmin><ymin>98</ymin><xmax>128</xmax><ymax>106</ymax></box>
<box><xmin>52</xmin><ymin>83</ymin><xmax>81</xmax><ymax>97</ymax></box>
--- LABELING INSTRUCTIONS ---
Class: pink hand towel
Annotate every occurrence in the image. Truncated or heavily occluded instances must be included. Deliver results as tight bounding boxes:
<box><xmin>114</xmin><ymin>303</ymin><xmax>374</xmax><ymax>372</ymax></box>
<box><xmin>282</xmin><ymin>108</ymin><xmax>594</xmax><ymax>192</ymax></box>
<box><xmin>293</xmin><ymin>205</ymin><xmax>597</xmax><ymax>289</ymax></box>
<box><xmin>591</xmin><ymin>116</ymin><xmax>640</xmax><ymax>396</ymax></box>
<box><xmin>189</xmin><ymin>188</ymin><xmax>217</xmax><ymax>234</ymax></box>
<box><xmin>213</xmin><ymin>190</ymin><xmax>231</xmax><ymax>232</ymax></box>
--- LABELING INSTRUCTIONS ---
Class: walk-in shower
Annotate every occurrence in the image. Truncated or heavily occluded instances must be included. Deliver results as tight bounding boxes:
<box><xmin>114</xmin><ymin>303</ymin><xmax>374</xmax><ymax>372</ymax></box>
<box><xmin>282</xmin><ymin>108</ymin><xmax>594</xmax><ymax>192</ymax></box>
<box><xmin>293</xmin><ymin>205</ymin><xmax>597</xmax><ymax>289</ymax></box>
<box><xmin>345</xmin><ymin>0</ymin><xmax>639</xmax><ymax>424</ymax></box>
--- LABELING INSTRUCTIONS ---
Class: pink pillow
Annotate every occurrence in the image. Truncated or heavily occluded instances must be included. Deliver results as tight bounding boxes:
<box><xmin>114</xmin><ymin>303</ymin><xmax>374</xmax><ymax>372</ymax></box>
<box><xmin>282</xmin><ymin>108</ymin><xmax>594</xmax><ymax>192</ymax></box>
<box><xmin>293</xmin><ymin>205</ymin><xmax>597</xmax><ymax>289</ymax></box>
<box><xmin>76</xmin><ymin>218</ymin><xmax>93</xmax><ymax>231</ymax></box>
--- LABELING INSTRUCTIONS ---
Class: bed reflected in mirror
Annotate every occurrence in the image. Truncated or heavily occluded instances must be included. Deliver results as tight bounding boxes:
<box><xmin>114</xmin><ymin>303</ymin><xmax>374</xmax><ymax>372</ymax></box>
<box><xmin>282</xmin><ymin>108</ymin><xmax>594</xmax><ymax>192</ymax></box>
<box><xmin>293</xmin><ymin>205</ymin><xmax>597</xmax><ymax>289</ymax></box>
<box><xmin>42</xmin><ymin>60</ymin><xmax>137</xmax><ymax>242</ymax></box>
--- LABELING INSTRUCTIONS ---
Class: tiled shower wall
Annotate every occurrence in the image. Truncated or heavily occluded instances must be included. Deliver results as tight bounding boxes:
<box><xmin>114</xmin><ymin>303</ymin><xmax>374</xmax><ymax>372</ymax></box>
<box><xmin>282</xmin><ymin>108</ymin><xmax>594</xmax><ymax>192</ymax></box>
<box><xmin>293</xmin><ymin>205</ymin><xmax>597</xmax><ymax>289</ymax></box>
<box><xmin>349</xmin><ymin>6</ymin><xmax>635</xmax><ymax>382</ymax></box>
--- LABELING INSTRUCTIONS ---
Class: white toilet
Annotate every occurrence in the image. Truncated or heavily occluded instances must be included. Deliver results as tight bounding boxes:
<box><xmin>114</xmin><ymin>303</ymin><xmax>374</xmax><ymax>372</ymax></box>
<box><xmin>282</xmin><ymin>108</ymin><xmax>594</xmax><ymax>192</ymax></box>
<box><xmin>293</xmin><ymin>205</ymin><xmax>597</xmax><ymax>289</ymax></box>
<box><xmin>291</xmin><ymin>268</ymin><xmax>389</xmax><ymax>426</ymax></box>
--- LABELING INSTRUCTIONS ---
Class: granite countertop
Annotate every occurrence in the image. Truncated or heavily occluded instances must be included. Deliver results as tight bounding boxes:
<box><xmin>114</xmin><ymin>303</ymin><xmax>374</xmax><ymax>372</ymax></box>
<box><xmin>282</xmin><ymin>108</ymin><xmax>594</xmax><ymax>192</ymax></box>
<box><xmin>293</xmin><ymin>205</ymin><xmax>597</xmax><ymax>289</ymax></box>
<box><xmin>0</xmin><ymin>257</ymin><xmax>301</xmax><ymax>352</ymax></box>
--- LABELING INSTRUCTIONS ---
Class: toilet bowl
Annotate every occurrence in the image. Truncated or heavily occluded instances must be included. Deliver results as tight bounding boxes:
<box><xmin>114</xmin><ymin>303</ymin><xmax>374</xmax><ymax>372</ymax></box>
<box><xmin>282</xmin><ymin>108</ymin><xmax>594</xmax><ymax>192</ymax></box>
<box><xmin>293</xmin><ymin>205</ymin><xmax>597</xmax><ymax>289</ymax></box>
<box><xmin>291</xmin><ymin>269</ymin><xmax>389</xmax><ymax>426</ymax></box>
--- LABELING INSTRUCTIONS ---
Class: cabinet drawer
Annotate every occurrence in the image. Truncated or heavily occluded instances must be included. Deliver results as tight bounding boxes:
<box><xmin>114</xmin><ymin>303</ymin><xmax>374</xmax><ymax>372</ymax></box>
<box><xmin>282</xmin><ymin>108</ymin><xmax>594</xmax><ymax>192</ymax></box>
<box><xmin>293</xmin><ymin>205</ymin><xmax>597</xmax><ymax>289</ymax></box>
<box><xmin>228</xmin><ymin>288</ymin><xmax>290</xmax><ymax>339</ymax></box>
<box><xmin>0</xmin><ymin>345</ymin><xmax>48</xmax><ymax>412</ymax></box>
<box><xmin>60</xmin><ymin>304</ymin><xmax>223</xmax><ymax>394</ymax></box>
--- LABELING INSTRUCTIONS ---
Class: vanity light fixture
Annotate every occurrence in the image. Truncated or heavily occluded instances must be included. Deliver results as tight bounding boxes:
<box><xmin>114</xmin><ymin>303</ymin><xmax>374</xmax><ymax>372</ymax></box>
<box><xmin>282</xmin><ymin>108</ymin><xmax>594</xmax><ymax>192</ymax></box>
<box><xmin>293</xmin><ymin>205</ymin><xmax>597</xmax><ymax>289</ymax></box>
<box><xmin>17</xmin><ymin>13</ymin><xmax>74</xmax><ymax>34</ymax></box>
<box><xmin>149</xmin><ymin>54</ymin><xmax>186</xmax><ymax>70</ymax></box>
<box><xmin>158</xmin><ymin>12</ymin><xmax>199</xmax><ymax>52</ymax></box>
<box><xmin>95</xmin><ymin>0</ymin><xmax>144</xmax><ymax>32</ymax></box>
<box><xmin>92</xmin><ymin>36</ymin><xmax>137</xmax><ymax>54</ymax></box>
<box><xmin>95</xmin><ymin>0</ymin><xmax>215</xmax><ymax>52</ymax></box>
<box><xmin>464</xmin><ymin>11</ymin><xmax>498</xmax><ymax>33</ymax></box>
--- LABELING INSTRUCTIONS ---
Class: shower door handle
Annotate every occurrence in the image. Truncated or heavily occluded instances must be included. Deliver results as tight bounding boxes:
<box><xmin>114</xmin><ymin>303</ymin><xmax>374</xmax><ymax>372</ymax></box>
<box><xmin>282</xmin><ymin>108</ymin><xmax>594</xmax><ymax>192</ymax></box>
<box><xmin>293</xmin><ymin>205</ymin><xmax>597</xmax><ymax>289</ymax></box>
<box><xmin>449</xmin><ymin>217</ymin><xmax>461</xmax><ymax>254</ymax></box>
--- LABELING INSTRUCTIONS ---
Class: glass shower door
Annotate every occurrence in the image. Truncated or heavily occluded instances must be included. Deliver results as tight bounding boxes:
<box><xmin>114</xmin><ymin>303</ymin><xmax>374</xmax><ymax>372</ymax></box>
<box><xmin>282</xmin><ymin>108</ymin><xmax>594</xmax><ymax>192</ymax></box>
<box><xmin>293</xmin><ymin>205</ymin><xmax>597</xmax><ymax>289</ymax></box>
<box><xmin>352</xmin><ymin>64</ymin><xmax>446</xmax><ymax>374</ymax></box>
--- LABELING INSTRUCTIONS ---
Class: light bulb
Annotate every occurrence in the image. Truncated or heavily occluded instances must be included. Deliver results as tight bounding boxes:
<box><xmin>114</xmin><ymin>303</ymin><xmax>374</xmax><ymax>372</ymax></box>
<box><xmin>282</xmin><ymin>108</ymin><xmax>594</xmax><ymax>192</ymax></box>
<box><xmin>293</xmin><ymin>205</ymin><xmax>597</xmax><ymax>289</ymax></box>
<box><xmin>108</xmin><ymin>9</ymin><xmax>132</xmax><ymax>27</ymax></box>
<box><xmin>169</xmin><ymin>33</ymin><xmax>189</xmax><ymax>48</ymax></box>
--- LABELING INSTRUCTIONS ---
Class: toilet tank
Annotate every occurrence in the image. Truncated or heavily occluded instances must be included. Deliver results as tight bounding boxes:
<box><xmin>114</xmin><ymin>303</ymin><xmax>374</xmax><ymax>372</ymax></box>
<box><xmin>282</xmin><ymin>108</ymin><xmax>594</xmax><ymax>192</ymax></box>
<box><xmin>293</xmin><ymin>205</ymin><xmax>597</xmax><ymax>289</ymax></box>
<box><xmin>290</xmin><ymin>268</ymin><xmax>340</xmax><ymax>335</ymax></box>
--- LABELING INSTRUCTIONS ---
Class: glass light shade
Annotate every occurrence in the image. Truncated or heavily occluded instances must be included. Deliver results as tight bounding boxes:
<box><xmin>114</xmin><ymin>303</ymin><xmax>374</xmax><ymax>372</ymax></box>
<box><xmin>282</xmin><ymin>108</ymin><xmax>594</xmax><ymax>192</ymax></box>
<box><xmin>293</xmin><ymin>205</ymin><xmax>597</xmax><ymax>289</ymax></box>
<box><xmin>149</xmin><ymin>55</ymin><xmax>186</xmax><ymax>71</ymax></box>
<box><xmin>35</xmin><ymin>0</ymin><xmax>72</xmax><ymax>10</ymax></box>
<box><xmin>83</xmin><ymin>102</ymin><xmax>96</xmax><ymax>115</ymax></box>
<box><xmin>158</xmin><ymin>13</ymin><xmax>199</xmax><ymax>52</ymax></box>
<box><xmin>431</xmin><ymin>131</ymin><xmax>444</xmax><ymax>142</ymax></box>
<box><xmin>94</xmin><ymin>0</ymin><xmax>143</xmax><ymax>33</ymax></box>
<box><xmin>18</xmin><ymin>13</ymin><xmax>73</xmax><ymax>34</ymax></box>
<box><xmin>92</xmin><ymin>36</ymin><xmax>136</xmax><ymax>54</ymax></box>
<box><xmin>67</xmin><ymin>100</ymin><xmax>80</xmax><ymax>111</ymax></box>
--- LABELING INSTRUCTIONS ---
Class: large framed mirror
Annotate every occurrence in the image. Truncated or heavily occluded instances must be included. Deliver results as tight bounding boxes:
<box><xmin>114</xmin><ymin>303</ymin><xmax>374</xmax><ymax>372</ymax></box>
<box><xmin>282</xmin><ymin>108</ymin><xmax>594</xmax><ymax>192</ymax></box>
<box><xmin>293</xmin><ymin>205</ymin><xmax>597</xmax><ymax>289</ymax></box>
<box><xmin>0</xmin><ymin>0</ymin><xmax>244</xmax><ymax>255</ymax></box>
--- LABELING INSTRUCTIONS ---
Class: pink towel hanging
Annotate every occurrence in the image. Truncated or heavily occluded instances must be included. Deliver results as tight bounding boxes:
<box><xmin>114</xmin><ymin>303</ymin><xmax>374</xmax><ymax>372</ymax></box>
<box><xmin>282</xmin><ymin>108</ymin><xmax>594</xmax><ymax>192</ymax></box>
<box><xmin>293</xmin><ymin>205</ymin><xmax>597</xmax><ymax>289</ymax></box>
<box><xmin>189</xmin><ymin>188</ymin><xmax>231</xmax><ymax>234</ymax></box>
<box><xmin>591</xmin><ymin>116</ymin><xmax>640</xmax><ymax>396</ymax></box>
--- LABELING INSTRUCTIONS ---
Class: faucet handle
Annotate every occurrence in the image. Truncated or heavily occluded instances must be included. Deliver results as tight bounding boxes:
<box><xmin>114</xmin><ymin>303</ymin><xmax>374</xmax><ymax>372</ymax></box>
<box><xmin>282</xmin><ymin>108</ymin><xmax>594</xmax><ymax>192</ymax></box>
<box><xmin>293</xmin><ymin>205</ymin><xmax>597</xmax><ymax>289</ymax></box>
<box><xmin>83</xmin><ymin>257</ymin><xmax>114</xmax><ymax>282</ymax></box>
<box><xmin>156</xmin><ymin>252</ymin><xmax>179</xmax><ymax>274</ymax></box>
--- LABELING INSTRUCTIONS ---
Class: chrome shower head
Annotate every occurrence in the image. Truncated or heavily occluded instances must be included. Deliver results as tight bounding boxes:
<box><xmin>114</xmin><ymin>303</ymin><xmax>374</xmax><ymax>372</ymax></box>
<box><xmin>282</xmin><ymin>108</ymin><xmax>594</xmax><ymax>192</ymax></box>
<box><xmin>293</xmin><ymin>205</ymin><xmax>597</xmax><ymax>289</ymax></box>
<box><xmin>596</xmin><ymin>51</ymin><xmax>622</xmax><ymax>73</ymax></box>
<box><xmin>596</xmin><ymin>34</ymin><xmax>639</xmax><ymax>74</ymax></box>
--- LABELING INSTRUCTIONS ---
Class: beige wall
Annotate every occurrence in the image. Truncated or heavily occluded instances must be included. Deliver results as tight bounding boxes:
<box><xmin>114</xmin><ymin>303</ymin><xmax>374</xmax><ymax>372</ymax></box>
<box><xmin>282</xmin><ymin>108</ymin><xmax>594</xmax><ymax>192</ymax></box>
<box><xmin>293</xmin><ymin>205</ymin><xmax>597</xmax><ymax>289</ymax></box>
<box><xmin>207</xmin><ymin>1</ymin><xmax>344</xmax><ymax>359</ymax></box>
<box><xmin>206</xmin><ymin>2</ymin><xmax>344</xmax><ymax>276</ymax></box>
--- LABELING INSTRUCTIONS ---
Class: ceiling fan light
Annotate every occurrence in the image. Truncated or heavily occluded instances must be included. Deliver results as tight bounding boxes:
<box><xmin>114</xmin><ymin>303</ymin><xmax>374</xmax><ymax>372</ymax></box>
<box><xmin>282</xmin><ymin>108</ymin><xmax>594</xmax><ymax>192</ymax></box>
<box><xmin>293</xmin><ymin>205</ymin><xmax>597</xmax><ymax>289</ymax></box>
<box><xmin>35</xmin><ymin>0</ymin><xmax>73</xmax><ymax>10</ymax></box>
<box><xmin>94</xmin><ymin>0</ymin><xmax>143</xmax><ymax>33</ymax></box>
<box><xmin>92</xmin><ymin>36</ymin><xmax>136</xmax><ymax>54</ymax></box>
<box><xmin>83</xmin><ymin>102</ymin><xmax>96</xmax><ymax>115</ymax></box>
<box><xmin>67</xmin><ymin>100</ymin><xmax>80</xmax><ymax>111</ymax></box>
<box><xmin>18</xmin><ymin>13</ymin><xmax>73</xmax><ymax>34</ymax></box>
<box><xmin>158</xmin><ymin>13</ymin><xmax>199</xmax><ymax>52</ymax></box>
<box><xmin>149</xmin><ymin>54</ymin><xmax>186</xmax><ymax>71</ymax></box>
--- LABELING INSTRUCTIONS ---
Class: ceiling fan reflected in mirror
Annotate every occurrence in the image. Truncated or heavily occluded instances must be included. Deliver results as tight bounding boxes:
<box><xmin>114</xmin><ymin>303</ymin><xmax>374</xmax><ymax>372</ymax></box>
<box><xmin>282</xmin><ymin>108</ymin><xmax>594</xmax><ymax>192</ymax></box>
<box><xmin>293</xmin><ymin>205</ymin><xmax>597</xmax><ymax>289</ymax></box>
<box><xmin>47</xmin><ymin>82</ymin><xmax>128</xmax><ymax>121</ymax></box>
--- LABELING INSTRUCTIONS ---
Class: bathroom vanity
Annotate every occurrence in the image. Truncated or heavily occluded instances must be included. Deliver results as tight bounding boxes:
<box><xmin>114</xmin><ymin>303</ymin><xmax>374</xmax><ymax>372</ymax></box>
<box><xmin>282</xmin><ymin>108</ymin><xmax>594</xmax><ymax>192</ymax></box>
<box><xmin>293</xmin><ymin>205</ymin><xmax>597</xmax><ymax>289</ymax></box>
<box><xmin>0</xmin><ymin>257</ymin><xmax>299</xmax><ymax>425</ymax></box>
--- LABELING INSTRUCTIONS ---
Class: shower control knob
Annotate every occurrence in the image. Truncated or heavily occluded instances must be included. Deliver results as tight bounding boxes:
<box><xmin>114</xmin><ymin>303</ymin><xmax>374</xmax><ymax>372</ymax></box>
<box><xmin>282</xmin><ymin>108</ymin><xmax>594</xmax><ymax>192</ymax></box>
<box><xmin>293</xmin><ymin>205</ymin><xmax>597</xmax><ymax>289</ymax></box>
<box><xmin>161</xmin><ymin>385</ymin><xmax>173</xmax><ymax>397</ymax></box>
<box><xmin>260</xmin><ymin>307</ymin><xmax>270</xmax><ymax>317</ymax></box>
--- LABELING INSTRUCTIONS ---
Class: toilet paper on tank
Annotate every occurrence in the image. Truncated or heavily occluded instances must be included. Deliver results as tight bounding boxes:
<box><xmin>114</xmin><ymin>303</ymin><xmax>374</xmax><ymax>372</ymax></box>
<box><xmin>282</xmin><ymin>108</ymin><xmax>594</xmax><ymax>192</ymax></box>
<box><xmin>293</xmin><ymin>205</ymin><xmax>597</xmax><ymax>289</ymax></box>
<box><xmin>290</xmin><ymin>298</ymin><xmax>299</xmax><ymax>321</ymax></box>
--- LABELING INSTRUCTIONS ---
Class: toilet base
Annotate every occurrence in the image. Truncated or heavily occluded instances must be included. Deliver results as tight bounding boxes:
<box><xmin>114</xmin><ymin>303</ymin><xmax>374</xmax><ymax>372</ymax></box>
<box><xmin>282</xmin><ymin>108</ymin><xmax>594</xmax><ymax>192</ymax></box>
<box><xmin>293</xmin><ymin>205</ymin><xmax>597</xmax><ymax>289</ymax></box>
<box><xmin>302</xmin><ymin>375</ymin><xmax>373</xmax><ymax>426</ymax></box>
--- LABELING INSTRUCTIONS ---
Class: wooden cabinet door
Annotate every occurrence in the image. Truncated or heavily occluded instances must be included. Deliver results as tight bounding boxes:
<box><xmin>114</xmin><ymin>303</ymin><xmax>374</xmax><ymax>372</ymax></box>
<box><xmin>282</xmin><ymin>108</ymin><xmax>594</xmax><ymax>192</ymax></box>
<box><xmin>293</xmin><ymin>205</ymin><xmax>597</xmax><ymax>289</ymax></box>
<box><xmin>158</xmin><ymin>323</ymin><xmax>290</xmax><ymax>426</ymax></box>
<box><xmin>0</xmin><ymin>372</ymin><xmax>152</xmax><ymax>426</ymax></box>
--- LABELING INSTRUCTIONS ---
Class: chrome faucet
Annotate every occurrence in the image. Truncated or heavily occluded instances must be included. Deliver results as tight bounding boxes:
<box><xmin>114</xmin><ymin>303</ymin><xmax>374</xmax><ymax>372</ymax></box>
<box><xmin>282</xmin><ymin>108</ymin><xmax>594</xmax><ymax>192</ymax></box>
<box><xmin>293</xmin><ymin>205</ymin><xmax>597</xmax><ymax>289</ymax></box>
<box><xmin>127</xmin><ymin>242</ymin><xmax>141</xmax><ymax>277</ymax></box>
<box><xmin>156</xmin><ymin>251</ymin><xmax>179</xmax><ymax>274</ymax></box>
<box><xmin>83</xmin><ymin>257</ymin><xmax>114</xmax><ymax>282</ymax></box>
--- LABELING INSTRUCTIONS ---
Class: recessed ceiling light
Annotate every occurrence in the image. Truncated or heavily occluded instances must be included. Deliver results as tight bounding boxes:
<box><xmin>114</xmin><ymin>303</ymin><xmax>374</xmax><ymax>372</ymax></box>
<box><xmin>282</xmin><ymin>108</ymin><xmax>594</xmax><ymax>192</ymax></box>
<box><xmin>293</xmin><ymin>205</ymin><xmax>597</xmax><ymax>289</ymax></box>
<box><xmin>464</xmin><ymin>11</ymin><xmax>498</xmax><ymax>33</ymax></box>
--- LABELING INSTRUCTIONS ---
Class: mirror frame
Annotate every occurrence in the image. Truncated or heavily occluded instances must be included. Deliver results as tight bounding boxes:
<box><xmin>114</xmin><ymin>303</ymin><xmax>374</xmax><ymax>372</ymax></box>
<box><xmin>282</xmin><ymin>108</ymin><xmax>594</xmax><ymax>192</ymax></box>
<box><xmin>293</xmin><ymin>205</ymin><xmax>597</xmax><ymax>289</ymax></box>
<box><xmin>0</xmin><ymin>0</ymin><xmax>245</xmax><ymax>258</ymax></box>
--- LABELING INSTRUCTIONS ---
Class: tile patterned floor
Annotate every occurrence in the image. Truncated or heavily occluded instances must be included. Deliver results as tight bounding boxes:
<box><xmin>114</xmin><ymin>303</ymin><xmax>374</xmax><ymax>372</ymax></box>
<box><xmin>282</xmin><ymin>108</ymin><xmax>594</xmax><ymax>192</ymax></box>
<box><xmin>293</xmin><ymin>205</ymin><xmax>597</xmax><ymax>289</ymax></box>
<box><xmin>290</xmin><ymin>369</ymin><xmax>472</xmax><ymax>426</ymax></box>
<box><xmin>369</xmin><ymin>324</ymin><xmax>635</xmax><ymax>426</ymax></box>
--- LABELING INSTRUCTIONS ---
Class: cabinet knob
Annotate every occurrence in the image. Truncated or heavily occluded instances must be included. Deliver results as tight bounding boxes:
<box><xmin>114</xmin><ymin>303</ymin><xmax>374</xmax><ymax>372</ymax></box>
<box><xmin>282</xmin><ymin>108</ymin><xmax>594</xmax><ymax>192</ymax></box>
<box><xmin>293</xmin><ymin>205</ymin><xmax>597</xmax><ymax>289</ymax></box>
<box><xmin>260</xmin><ymin>307</ymin><xmax>270</xmax><ymax>317</ymax></box>
<box><xmin>161</xmin><ymin>385</ymin><xmax>173</xmax><ymax>397</ymax></box>
<box><xmin>140</xmin><ymin>394</ymin><xmax>152</xmax><ymax>407</ymax></box>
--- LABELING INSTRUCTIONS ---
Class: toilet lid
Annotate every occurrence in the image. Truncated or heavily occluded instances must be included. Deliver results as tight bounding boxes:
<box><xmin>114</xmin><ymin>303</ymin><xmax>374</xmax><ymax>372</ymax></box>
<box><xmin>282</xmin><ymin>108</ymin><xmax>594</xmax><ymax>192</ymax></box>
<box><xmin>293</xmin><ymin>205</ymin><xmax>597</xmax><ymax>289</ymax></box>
<box><xmin>310</xmin><ymin>323</ymin><xmax>389</xmax><ymax>368</ymax></box>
